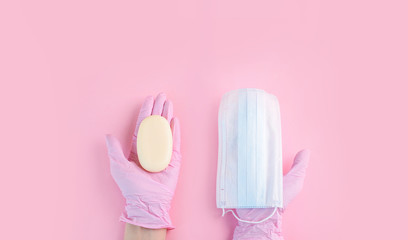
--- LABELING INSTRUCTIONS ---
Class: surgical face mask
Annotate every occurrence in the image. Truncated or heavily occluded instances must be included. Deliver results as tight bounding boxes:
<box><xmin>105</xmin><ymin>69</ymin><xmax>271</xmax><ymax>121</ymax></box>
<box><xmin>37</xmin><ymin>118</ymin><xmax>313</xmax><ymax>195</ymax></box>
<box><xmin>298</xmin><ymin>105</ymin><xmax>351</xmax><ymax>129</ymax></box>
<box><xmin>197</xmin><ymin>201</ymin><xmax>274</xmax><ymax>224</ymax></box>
<box><xmin>216</xmin><ymin>88</ymin><xmax>283</xmax><ymax>223</ymax></box>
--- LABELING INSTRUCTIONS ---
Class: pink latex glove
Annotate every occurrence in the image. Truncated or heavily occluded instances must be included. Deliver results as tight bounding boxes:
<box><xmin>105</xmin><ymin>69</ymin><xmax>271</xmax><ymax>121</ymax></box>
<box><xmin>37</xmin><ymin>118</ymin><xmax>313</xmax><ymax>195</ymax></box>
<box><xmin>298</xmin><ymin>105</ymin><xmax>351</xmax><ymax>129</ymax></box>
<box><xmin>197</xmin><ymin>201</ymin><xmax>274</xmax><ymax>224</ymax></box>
<box><xmin>105</xmin><ymin>93</ymin><xmax>181</xmax><ymax>229</ymax></box>
<box><xmin>233</xmin><ymin>149</ymin><xmax>311</xmax><ymax>240</ymax></box>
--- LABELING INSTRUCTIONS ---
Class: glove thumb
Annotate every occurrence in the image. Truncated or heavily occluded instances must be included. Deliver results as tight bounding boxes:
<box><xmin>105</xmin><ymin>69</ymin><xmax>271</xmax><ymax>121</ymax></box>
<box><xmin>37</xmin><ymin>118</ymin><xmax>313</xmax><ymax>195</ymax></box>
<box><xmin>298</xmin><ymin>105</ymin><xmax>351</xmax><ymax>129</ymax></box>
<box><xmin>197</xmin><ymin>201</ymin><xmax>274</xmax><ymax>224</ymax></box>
<box><xmin>105</xmin><ymin>134</ymin><xmax>129</xmax><ymax>166</ymax></box>
<box><xmin>283</xmin><ymin>149</ymin><xmax>311</xmax><ymax>208</ymax></box>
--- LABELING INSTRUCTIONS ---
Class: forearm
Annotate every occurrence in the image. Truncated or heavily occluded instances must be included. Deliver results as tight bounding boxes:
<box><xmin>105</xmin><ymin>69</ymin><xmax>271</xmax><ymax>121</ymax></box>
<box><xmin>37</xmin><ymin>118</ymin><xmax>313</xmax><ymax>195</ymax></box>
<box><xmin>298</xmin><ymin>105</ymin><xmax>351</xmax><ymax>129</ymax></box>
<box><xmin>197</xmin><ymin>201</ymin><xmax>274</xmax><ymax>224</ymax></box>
<box><xmin>124</xmin><ymin>223</ymin><xmax>166</xmax><ymax>240</ymax></box>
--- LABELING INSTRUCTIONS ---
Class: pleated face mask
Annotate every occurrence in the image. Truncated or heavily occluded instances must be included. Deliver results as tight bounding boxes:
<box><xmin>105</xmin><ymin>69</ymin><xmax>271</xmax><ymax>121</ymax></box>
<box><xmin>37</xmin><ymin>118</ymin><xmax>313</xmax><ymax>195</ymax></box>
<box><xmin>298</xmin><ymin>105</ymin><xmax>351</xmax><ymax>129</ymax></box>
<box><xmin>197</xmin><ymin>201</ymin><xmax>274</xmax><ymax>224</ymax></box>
<box><xmin>217</xmin><ymin>88</ymin><xmax>283</xmax><ymax>223</ymax></box>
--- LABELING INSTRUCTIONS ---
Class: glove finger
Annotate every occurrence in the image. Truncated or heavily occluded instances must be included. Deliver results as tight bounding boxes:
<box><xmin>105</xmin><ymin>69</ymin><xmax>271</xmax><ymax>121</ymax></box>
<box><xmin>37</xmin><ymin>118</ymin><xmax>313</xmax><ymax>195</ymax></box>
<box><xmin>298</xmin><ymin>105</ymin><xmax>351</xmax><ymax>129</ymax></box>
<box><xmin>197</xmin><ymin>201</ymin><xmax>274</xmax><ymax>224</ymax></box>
<box><xmin>164</xmin><ymin>117</ymin><xmax>181</xmax><ymax>178</ymax></box>
<box><xmin>283</xmin><ymin>149</ymin><xmax>311</xmax><ymax>208</ymax></box>
<box><xmin>162</xmin><ymin>100</ymin><xmax>173</xmax><ymax>123</ymax></box>
<box><xmin>134</xmin><ymin>95</ymin><xmax>154</xmax><ymax>138</ymax></box>
<box><xmin>105</xmin><ymin>134</ymin><xmax>129</xmax><ymax>166</ymax></box>
<box><xmin>152</xmin><ymin>92</ymin><xmax>166</xmax><ymax>115</ymax></box>
<box><xmin>171</xmin><ymin>117</ymin><xmax>181</xmax><ymax>154</ymax></box>
<box><xmin>286</xmin><ymin>149</ymin><xmax>311</xmax><ymax>178</ymax></box>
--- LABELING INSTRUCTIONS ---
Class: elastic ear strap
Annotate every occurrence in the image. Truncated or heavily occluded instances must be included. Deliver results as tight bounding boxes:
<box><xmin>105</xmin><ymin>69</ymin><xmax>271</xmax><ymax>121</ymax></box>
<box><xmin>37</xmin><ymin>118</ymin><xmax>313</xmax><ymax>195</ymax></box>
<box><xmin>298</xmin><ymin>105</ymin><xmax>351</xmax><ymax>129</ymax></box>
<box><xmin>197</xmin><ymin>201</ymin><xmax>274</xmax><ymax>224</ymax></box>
<box><xmin>222</xmin><ymin>208</ymin><xmax>278</xmax><ymax>224</ymax></box>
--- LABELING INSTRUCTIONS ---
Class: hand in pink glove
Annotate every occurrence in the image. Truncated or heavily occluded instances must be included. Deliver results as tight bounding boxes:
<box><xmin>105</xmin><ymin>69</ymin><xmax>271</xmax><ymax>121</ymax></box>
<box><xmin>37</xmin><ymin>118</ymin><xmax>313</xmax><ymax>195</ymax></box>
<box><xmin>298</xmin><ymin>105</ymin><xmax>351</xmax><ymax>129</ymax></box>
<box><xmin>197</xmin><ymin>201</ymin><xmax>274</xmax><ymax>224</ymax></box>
<box><xmin>233</xmin><ymin>149</ymin><xmax>311</xmax><ymax>240</ymax></box>
<box><xmin>105</xmin><ymin>93</ymin><xmax>181</xmax><ymax>229</ymax></box>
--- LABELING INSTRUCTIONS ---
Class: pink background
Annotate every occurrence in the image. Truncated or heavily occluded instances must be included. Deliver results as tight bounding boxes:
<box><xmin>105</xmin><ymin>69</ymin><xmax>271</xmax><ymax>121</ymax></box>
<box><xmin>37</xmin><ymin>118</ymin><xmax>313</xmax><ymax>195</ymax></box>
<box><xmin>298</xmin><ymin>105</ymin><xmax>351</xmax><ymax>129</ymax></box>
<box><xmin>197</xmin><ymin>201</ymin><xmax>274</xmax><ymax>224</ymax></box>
<box><xmin>1</xmin><ymin>0</ymin><xmax>407</xmax><ymax>239</ymax></box>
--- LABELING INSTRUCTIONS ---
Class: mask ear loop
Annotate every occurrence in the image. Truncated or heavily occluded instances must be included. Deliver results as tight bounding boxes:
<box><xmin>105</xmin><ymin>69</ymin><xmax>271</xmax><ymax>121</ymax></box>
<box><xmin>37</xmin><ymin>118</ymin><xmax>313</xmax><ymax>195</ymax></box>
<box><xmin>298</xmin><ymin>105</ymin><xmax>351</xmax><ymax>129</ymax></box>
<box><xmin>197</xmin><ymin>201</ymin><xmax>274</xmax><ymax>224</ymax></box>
<box><xmin>222</xmin><ymin>207</ymin><xmax>278</xmax><ymax>224</ymax></box>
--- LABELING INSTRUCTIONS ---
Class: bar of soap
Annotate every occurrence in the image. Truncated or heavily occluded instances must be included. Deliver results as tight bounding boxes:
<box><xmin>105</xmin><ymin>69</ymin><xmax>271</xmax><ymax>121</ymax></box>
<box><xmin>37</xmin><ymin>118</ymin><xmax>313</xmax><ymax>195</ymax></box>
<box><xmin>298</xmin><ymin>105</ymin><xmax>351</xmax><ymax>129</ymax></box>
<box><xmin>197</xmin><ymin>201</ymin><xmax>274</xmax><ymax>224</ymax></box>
<box><xmin>137</xmin><ymin>115</ymin><xmax>173</xmax><ymax>172</ymax></box>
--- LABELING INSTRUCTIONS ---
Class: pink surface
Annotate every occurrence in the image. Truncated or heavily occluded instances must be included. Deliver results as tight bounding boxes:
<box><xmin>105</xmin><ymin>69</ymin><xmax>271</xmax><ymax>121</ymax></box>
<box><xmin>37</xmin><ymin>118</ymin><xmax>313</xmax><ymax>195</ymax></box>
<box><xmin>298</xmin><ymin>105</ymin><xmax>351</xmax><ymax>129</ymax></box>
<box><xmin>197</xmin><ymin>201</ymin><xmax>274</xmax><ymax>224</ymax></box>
<box><xmin>1</xmin><ymin>0</ymin><xmax>407</xmax><ymax>239</ymax></box>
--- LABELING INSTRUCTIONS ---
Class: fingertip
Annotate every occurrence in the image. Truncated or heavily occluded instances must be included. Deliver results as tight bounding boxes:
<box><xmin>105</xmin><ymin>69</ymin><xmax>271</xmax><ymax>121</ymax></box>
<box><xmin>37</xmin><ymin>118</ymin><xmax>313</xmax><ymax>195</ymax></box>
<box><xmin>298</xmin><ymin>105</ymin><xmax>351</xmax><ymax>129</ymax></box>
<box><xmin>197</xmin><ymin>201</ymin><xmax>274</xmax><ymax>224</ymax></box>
<box><xmin>141</xmin><ymin>95</ymin><xmax>154</xmax><ymax>109</ymax></box>
<box><xmin>145</xmin><ymin>95</ymin><xmax>154</xmax><ymax>101</ymax></box>
<box><xmin>155</xmin><ymin>92</ymin><xmax>167</xmax><ymax>102</ymax></box>
<box><xmin>135</xmin><ymin>96</ymin><xmax>155</xmax><ymax>136</ymax></box>
<box><xmin>105</xmin><ymin>135</ymin><xmax>116</xmax><ymax>153</ymax></box>
<box><xmin>105</xmin><ymin>134</ymin><xmax>115</xmax><ymax>146</ymax></box>
<box><xmin>105</xmin><ymin>135</ymin><xmax>129</xmax><ymax>165</ymax></box>
<box><xmin>295</xmin><ymin>149</ymin><xmax>311</xmax><ymax>161</ymax></box>
<box><xmin>105</xmin><ymin>134</ymin><xmax>119</xmax><ymax>149</ymax></box>
<box><xmin>139</xmin><ymin>95</ymin><xmax>154</xmax><ymax>116</ymax></box>
<box><xmin>292</xmin><ymin>149</ymin><xmax>311</xmax><ymax>169</ymax></box>
<box><xmin>152</xmin><ymin>92</ymin><xmax>167</xmax><ymax>115</ymax></box>
<box><xmin>163</xmin><ymin>100</ymin><xmax>174</xmax><ymax>121</ymax></box>
<box><xmin>157</xmin><ymin>92</ymin><xmax>166</xmax><ymax>97</ymax></box>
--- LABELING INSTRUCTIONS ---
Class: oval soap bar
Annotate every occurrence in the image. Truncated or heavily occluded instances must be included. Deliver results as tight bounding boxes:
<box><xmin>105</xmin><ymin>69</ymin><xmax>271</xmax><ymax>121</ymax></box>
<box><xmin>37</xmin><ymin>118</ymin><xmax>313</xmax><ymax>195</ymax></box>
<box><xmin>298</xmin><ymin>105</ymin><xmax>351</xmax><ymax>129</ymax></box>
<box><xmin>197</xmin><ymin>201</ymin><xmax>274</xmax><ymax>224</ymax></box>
<box><xmin>137</xmin><ymin>115</ymin><xmax>173</xmax><ymax>172</ymax></box>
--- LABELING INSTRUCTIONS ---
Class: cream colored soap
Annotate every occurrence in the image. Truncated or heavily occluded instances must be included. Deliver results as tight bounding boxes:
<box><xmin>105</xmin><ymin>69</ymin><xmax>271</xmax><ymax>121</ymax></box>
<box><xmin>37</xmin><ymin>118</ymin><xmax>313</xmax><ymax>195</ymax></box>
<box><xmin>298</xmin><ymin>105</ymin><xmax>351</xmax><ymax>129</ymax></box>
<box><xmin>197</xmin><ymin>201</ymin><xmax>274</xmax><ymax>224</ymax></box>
<box><xmin>137</xmin><ymin>115</ymin><xmax>173</xmax><ymax>172</ymax></box>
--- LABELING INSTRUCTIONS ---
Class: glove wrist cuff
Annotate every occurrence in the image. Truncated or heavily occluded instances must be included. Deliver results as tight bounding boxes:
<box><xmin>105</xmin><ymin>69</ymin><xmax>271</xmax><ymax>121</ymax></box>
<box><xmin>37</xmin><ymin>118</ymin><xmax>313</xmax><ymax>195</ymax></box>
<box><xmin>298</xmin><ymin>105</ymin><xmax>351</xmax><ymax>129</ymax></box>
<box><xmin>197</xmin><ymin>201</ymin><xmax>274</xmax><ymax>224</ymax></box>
<box><xmin>233</xmin><ymin>210</ymin><xmax>283</xmax><ymax>240</ymax></box>
<box><xmin>121</xmin><ymin>195</ymin><xmax>174</xmax><ymax>230</ymax></box>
